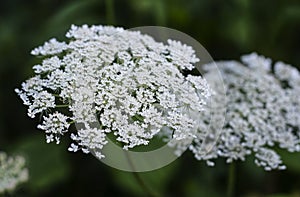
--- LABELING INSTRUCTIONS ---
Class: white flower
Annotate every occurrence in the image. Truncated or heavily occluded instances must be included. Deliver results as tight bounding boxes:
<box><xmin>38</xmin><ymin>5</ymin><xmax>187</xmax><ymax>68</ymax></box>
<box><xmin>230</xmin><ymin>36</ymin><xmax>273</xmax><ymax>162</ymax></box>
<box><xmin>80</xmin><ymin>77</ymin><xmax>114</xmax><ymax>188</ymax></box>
<box><xmin>189</xmin><ymin>53</ymin><xmax>300</xmax><ymax>170</ymax></box>
<box><xmin>166</xmin><ymin>39</ymin><xmax>199</xmax><ymax>70</ymax></box>
<box><xmin>27</xmin><ymin>91</ymin><xmax>55</xmax><ymax>118</ymax></box>
<box><xmin>33</xmin><ymin>56</ymin><xmax>62</xmax><ymax>74</ymax></box>
<box><xmin>241</xmin><ymin>52</ymin><xmax>272</xmax><ymax>71</ymax></box>
<box><xmin>16</xmin><ymin>24</ymin><xmax>211</xmax><ymax>159</ymax></box>
<box><xmin>37</xmin><ymin>112</ymin><xmax>70</xmax><ymax>144</ymax></box>
<box><xmin>31</xmin><ymin>38</ymin><xmax>67</xmax><ymax>56</ymax></box>
<box><xmin>254</xmin><ymin>148</ymin><xmax>286</xmax><ymax>171</ymax></box>
<box><xmin>70</xmin><ymin>125</ymin><xmax>108</xmax><ymax>158</ymax></box>
<box><xmin>0</xmin><ymin>152</ymin><xmax>28</xmax><ymax>194</ymax></box>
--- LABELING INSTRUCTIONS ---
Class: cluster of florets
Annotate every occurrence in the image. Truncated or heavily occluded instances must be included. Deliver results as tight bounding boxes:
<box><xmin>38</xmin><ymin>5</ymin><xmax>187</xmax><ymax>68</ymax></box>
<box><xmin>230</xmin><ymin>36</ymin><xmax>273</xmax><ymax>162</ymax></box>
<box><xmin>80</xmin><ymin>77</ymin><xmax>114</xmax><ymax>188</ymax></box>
<box><xmin>0</xmin><ymin>152</ymin><xmax>28</xmax><ymax>194</ymax></box>
<box><xmin>190</xmin><ymin>53</ymin><xmax>300</xmax><ymax>170</ymax></box>
<box><xmin>15</xmin><ymin>25</ymin><xmax>211</xmax><ymax>159</ymax></box>
<box><xmin>16</xmin><ymin>23</ymin><xmax>300</xmax><ymax>171</ymax></box>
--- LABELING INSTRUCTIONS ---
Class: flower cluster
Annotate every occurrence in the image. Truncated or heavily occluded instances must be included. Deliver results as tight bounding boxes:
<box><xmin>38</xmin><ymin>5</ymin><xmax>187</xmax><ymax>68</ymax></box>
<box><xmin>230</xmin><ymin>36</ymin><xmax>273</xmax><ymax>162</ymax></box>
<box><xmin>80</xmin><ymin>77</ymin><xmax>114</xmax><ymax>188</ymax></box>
<box><xmin>16</xmin><ymin>24</ymin><xmax>211</xmax><ymax>159</ymax></box>
<box><xmin>190</xmin><ymin>53</ymin><xmax>300</xmax><ymax>170</ymax></box>
<box><xmin>0</xmin><ymin>152</ymin><xmax>28</xmax><ymax>194</ymax></box>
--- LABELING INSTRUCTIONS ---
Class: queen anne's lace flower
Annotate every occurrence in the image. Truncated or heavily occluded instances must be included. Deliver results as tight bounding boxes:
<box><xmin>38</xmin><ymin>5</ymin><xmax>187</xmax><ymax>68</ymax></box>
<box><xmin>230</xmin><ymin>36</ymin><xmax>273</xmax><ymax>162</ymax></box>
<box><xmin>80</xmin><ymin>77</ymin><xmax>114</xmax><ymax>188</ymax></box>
<box><xmin>0</xmin><ymin>152</ymin><xmax>28</xmax><ymax>194</ymax></box>
<box><xmin>190</xmin><ymin>52</ymin><xmax>300</xmax><ymax>170</ymax></box>
<box><xmin>37</xmin><ymin>112</ymin><xmax>70</xmax><ymax>144</ymax></box>
<box><xmin>16</xmin><ymin>24</ymin><xmax>211</xmax><ymax>158</ymax></box>
<box><xmin>31</xmin><ymin>38</ymin><xmax>68</xmax><ymax>56</ymax></box>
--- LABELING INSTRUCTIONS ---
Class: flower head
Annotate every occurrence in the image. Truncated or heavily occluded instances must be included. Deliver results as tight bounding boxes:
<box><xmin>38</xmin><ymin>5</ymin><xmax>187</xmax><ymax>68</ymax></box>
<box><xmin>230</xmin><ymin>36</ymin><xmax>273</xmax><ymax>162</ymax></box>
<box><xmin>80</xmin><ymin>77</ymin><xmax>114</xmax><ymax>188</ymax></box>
<box><xmin>16</xmin><ymin>24</ymin><xmax>211</xmax><ymax>158</ymax></box>
<box><xmin>0</xmin><ymin>152</ymin><xmax>28</xmax><ymax>194</ymax></box>
<box><xmin>190</xmin><ymin>53</ymin><xmax>300</xmax><ymax>170</ymax></box>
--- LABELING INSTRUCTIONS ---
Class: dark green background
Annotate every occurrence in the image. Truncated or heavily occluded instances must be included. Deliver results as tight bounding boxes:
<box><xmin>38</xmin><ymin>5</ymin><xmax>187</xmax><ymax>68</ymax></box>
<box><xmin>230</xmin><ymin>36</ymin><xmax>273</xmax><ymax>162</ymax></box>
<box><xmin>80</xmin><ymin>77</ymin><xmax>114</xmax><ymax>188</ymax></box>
<box><xmin>1</xmin><ymin>0</ymin><xmax>300</xmax><ymax>196</ymax></box>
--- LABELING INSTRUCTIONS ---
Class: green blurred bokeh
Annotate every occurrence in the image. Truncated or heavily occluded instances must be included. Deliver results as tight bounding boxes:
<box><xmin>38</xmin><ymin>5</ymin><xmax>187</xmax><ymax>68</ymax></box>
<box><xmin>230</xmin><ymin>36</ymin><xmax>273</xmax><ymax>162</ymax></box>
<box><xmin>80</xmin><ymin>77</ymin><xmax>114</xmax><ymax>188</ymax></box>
<box><xmin>0</xmin><ymin>0</ymin><xmax>300</xmax><ymax>196</ymax></box>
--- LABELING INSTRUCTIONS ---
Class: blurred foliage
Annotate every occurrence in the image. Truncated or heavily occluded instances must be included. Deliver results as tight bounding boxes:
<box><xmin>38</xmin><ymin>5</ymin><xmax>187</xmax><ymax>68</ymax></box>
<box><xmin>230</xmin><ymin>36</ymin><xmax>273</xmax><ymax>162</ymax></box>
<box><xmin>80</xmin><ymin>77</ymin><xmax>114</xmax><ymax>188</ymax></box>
<box><xmin>13</xmin><ymin>135</ymin><xmax>71</xmax><ymax>194</ymax></box>
<box><xmin>0</xmin><ymin>0</ymin><xmax>300</xmax><ymax>196</ymax></box>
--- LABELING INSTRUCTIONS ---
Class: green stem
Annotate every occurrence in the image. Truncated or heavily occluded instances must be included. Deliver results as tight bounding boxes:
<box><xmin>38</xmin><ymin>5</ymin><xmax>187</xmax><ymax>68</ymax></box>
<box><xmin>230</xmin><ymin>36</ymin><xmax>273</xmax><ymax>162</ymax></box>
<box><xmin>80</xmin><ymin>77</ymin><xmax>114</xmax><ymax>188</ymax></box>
<box><xmin>105</xmin><ymin>0</ymin><xmax>115</xmax><ymax>24</ymax></box>
<box><xmin>227</xmin><ymin>163</ymin><xmax>236</xmax><ymax>197</ymax></box>
<box><xmin>52</xmin><ymin>93</ymin><xmax>60</xmax><ymax>97</ymax></box>
<box><xmin>124</xmin><ymin>150</ymin><xmax>159</xmax><ymax>197</ymax></box>
<box><xmin>55</xmin><ymin>104</ymin><xmax>69</xmax><ymax>108</ymax></box>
